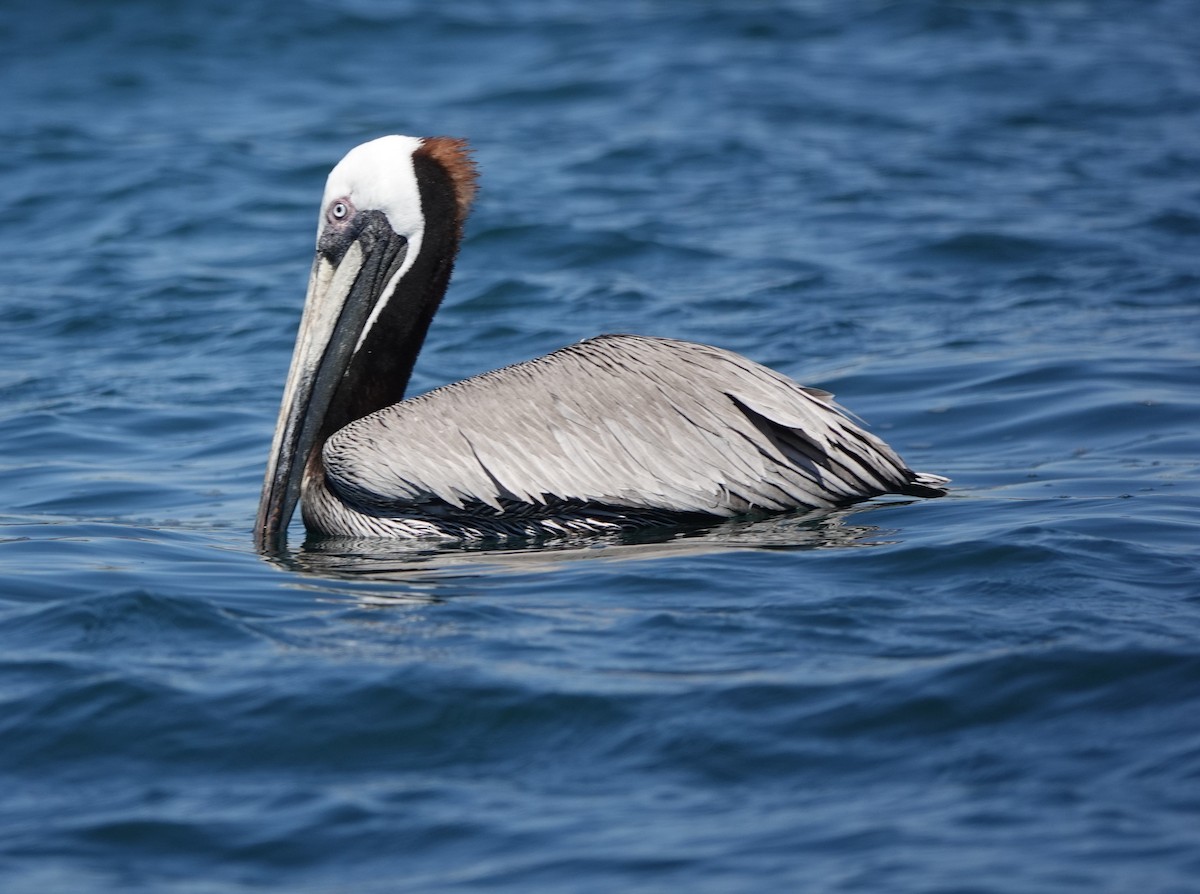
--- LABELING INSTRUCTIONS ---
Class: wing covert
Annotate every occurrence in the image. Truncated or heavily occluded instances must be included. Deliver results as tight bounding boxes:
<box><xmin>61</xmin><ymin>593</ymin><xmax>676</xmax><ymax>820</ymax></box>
<box><xmin>321</xmin><ymin>334</ymin><xmax>925</xmax><ymax>520</ymax></box>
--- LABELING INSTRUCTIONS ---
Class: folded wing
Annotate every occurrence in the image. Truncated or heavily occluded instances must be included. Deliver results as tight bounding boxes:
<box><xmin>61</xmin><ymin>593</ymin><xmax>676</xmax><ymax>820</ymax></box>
<box><xmin>322</xmin><ymin>334</ymin><xmax>946</xmax><ymax>520</ymax></box>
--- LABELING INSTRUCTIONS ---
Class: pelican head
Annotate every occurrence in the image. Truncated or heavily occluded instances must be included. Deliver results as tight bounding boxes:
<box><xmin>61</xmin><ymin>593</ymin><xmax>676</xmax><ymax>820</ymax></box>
<box><xmin>255</xmin><ymin>135</ymin><xmax>477</xmax><ymax>553</ymax></box>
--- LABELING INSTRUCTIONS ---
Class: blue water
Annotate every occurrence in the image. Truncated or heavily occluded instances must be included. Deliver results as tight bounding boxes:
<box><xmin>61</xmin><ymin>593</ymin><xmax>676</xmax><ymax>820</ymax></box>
<box><xmin>3</xmin><ymin>1</ymin><xmax>1199</xmax><ymax>890</ymax></box>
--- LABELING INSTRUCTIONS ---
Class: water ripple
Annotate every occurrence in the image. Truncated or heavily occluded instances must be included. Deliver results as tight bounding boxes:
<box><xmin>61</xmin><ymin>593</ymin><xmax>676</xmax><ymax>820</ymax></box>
<box><xmin>2</xmin><ymin>0</ymin><xmax>1200</xmax><ymax>891</ymax></box>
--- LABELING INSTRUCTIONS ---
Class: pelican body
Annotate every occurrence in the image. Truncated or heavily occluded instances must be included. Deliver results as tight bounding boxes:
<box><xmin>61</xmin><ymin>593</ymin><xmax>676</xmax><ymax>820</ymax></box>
<box><xmin>254</xmin><ymin>136</ymin><xmax>946</xmax><ymax>551</ymax></box>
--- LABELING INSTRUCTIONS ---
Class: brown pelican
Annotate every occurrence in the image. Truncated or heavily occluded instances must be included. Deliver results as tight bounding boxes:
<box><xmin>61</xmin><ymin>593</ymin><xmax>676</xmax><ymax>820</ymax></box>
<box><xmin>255</xmin><ymin>135</ymin><xmax>947</xmax><ymax>552</ymax></box>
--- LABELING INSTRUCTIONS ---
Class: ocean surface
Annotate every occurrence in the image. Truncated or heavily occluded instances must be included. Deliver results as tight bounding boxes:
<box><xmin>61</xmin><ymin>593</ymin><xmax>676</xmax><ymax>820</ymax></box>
<box><xmin>3</xmin><ymin>1</ymin><xmax>1199</xmax><ymax>890</ymax></box>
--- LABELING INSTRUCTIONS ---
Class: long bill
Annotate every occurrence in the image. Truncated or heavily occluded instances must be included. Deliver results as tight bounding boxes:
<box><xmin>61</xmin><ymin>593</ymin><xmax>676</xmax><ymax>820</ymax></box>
<box><xmin>254</xmin><ymin>237</ymin><xmax>397</xmax><ymax>554</ymax></box>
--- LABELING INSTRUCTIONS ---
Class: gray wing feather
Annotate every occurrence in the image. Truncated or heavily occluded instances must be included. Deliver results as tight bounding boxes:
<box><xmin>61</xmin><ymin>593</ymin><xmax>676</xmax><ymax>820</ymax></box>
<box><xmin>323</xmin><ymin>334</ymin><xmax>931</xmax><ymax>518</ymax></box>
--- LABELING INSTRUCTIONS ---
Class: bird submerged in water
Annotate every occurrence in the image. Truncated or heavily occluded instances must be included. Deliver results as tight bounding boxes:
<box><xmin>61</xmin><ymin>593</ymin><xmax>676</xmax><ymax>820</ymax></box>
<box><xmin>254</xmin><ymin>135</ymin><xmax>947</xmax><ymax>552</ymax></box>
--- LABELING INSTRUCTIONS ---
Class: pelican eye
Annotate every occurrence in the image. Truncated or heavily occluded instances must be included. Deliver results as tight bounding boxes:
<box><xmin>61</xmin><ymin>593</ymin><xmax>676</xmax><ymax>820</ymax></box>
<box><xmin>328</xmin><ymin>199</ymin><xmax>352</xmax><ymax>223</ymax></box>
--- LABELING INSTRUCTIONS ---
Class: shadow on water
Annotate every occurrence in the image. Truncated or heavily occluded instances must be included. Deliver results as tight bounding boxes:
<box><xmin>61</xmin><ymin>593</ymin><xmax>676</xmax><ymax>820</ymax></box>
<box><xmin>266</xmin><ymin>500</ymin><xmax>923</xmax><ymax>590</ymax></box>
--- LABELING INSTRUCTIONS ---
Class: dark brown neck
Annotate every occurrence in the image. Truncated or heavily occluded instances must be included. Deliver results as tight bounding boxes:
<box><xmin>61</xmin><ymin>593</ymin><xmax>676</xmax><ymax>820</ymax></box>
<box><xmin>322</xmin><ymin>150</ymin><xmax>465</xmax><ymax>442</ymax></box>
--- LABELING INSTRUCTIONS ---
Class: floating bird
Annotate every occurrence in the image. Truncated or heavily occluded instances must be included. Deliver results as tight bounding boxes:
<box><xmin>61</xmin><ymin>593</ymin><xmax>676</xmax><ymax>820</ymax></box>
<box><xmin>255</xmin><ymin>135</ymin><xmax>946</xmax><ymax>551</ymax></box>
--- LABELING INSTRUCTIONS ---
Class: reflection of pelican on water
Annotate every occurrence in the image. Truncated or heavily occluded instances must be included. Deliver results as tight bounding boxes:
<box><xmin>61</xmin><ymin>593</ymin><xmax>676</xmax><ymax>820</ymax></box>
<box><xmin>279</xmin><ymin>502</ymin><xmax>917</xmax><ymax>589</ymax></box>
